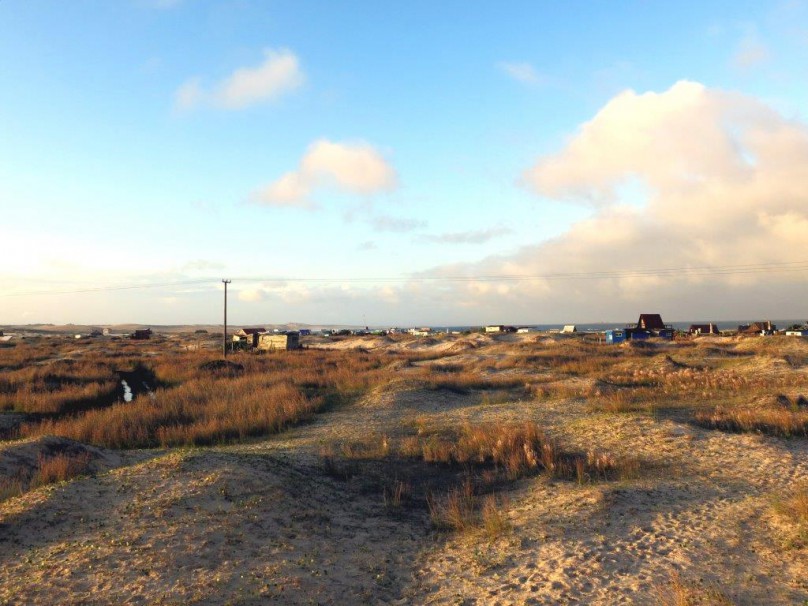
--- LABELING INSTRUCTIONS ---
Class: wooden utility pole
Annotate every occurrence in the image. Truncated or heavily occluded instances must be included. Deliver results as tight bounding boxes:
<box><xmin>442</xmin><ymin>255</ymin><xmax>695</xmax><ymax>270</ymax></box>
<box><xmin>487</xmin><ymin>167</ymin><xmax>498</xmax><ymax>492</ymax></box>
<box><xmin>222</xmin><ymin>279</ymin><xmax>231</xmax><ymax>358</ymax></box>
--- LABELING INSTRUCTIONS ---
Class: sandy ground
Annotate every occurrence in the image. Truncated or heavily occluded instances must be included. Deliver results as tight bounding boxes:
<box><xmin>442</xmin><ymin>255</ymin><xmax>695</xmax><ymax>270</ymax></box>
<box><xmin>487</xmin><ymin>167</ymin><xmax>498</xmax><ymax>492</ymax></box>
<box><xmin>1</xmin><ymin>335</ymin><xmax>807</xmax><ymax>604</ymax></box>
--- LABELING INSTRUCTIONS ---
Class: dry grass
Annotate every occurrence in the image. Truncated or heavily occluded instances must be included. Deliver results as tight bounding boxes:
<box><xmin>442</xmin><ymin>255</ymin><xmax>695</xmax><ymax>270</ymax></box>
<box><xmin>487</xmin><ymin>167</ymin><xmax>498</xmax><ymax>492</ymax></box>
<box><xmin>31</xmin><ymin>452</ymin><xmax>92</xmax><ymax>487</ymax></box>
<box><xmin>19</xmin><ymin>348</ymin><xmax>398</xmax><ymax>448</ymax></box>
<box><xmin>481</xmin><ymin>494</ymin><xmax>511</xmax><ymax>539</ymax></box>
<box><xmin>0</xmin><ymin>357</ymin><xmax>123</xmax><ymax>415</ymax></box>
<box><xmin>773</xmin><ymin>484</ymin><xmax>808</xmax><ymax>547</ymax></box>
<box><xmin>428</xmin><ymin>477</ymin><xmax>477</xmax><ymax>531</ymax></box>
<box><xmin>340</xmin><ymin>421</ymin><xmax>643</xmax><ymax>484</ymax></box>
<box><xmin>694</xmin><ymin>405</ymin><xmax>808</xmax><ymax>438</ymax></box>
<box><xmin>0</xmin><ymin>451</ymin><xmax>92</xmax><ymax>503</ymax></box>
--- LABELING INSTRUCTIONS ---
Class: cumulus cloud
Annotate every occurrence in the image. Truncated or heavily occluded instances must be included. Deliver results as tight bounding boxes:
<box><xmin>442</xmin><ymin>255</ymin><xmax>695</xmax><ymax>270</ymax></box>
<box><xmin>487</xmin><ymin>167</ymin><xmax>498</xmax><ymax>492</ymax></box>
<box><xmin>420</xmin><ymin>80</ymin><xmax>808</xmax><ymax>321</ymax></box>
<box><xmin>419</xmin><ymin>226</ymin><xmax>512</xmax><ymax>244</ymax></box>
<box><xmin>254</xmin><ymin>139</ymin><xmax>398</xmax><ymax>207</ymax></box>
<box><xmin>174</xmin><ymin>49</ymin><xmax>304</xmax><ymax>111</ymax></box>
<box><xmin>498</xmin><ymin>61</ymin><xmax>543</xmax><ymax>85</ymax></box>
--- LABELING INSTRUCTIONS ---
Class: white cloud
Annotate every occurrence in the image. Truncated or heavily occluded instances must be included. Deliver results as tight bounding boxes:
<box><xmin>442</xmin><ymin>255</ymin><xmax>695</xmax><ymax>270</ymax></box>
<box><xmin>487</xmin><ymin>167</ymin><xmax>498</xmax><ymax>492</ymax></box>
<box><xmin>254</xmin><ymin>139</ymin><xmax>398</xmax><ymax>207</ymax></box>
<box><xmin>521</xmin><ymin>81</ymin><xmax>765</xmax><ymax>205</ymax></box>
<box><xmin>238</xmin><ymin>288</ymin><xmax>265</xmax><ymax>303</ymax></box>
<box><xmin>174</xmin><ymin>49</ymin><xmax>304</xmax><ymax>111</ymax></box>
<box><xmin>419</xmin><ymin>226</ymin><xmax>512</xmax><ymax>244</ymax></box>
<box><xmin>498</xmin><ymin>61</ymin><xmax>543</xmax><ymax>85</ymax></box>
<box><xmin>412</xmin><ymin>80</ymin><xmax>808</xmax><ymax>321</ymax></box>
<box><xmin>368</xmin><ymin>214</ymin><xmax>425</xmax><ymax>233</ymax></box>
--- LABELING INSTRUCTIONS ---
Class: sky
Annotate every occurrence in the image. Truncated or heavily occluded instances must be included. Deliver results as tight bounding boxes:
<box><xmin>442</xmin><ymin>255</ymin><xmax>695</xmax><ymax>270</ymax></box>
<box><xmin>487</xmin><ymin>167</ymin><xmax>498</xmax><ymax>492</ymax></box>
<box><xmin>2</xmin><ymin>1</ymin><xmax>808</xmax><ymax>326</ymax></box>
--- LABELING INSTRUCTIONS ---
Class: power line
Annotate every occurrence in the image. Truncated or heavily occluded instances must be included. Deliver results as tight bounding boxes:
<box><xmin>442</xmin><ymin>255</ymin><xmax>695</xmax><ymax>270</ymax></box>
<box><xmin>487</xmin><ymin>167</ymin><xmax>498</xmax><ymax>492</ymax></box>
<box><xmin>1</xmin><ymin>278</ymin><xmax>213</xmax><ymax>297</ymax></box>
<box><xmin>3</xmin><ymin>260</ymin><xmax>808</xmax><ymax>297</ymax></box>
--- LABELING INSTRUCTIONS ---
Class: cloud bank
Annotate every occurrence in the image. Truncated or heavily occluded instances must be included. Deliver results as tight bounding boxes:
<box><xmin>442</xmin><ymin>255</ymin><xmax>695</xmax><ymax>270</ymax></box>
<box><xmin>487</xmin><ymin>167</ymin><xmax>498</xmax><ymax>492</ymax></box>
<box><xmin>175</xmin><ymin>48</ymin><xmax>304</xmax><ymax>111</ymax></box>
<box><xmin>254</xmin><ymin>139</ymin><xmax>398</xmax><ymax>207</ymax></box>
<box><xmin>435</xmin><ymin>79</ymin><xmax>808</xmax><ymax>320</ymax></box>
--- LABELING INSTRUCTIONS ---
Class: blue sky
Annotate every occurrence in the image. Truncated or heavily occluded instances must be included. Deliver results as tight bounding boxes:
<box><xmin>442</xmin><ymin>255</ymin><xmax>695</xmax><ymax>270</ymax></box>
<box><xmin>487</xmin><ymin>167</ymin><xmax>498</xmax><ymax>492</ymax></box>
<box><xmin>2</xmin><ymin>1</ymin><xmax>808</xmax><ymax>325</ymax></box>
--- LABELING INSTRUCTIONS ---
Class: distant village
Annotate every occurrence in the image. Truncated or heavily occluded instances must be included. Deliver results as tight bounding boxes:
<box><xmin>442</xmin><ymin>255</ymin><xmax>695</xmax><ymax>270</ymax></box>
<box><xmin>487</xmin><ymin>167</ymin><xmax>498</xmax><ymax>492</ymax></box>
<box><xmin>2</xmin><ymin>314</ymin><xmax>808</xmax><ymax>351</ymax></box>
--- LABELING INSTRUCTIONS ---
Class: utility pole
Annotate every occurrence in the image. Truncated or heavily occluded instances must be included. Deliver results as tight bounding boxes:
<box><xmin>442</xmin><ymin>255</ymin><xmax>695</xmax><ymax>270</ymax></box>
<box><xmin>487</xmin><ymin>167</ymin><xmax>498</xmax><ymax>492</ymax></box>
<box><xmin>222</xmin><ymin>279</ymin><xmax>231</xmax><ymax>358</ymax></box>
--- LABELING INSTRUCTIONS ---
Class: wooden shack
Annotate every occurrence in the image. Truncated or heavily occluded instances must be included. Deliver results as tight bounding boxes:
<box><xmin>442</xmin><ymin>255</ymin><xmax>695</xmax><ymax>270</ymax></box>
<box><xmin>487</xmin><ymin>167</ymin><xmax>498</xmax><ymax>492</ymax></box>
<box><xmin>131</xmin><ymin>328</ymin><xmax>152</xmax><ymax>340</ymax></box>
<box><xmin>257</xmin><ymin>331</ymin><xmax>301</xmax><ymax>351</ymax></box>
<box><xmin>233</xmin><ymin>327</ymin><xmax>267</xmax><ymax>348</ymax></box>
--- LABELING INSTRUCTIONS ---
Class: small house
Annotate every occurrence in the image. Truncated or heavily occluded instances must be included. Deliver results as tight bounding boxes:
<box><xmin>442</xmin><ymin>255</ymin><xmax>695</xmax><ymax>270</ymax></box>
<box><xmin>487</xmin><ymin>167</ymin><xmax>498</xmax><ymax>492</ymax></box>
<box><xmin>786</xmin><ymin>329</ymin><xmax>808</xmax><ymax>337</ymax></box>
<box><xmin>688</xmin><ymin>323</ymin><xmax>719</xmax><ymax>335</ymax></box>
<box><xmin>605</xmin><ymin>329</ymin><xmax>626</xmax><ymax>344</ymax></box>
<box><xmin>131</xmin><ymin>328</ymin><xmax>152</xmax><ymax>340</ymax></box>
<box><xmin>560</xmin><ymin>325</ymin><xmax>577</xmax><ymax>334</ymax></box>
<box><xmin>298</xmin><ymin>329</ymin><xmax>311</xmax><ymax>336</ymax></box>
<box><xmin>627</xmin><ymin>314</ymin><xmax>673</xmax><ymax>340</ymax></box>
<box><xmin>516</xmin><ymin>327</ymin><xmax>531</xmax><ymax>333</ymax></box>
<box><xmin>484</xmin><ymin>325</ymin><xmax>504</xmax><ymax>333</ymax></box>
<box><xmin>738</xmin><ymin>321</ymin><xmax>776</xmax><ymax>336</ymax></box>
<box><xmin>257</xmin><ymin>331</ymin><xmax>301</xmax><ymax>351</ymax></box>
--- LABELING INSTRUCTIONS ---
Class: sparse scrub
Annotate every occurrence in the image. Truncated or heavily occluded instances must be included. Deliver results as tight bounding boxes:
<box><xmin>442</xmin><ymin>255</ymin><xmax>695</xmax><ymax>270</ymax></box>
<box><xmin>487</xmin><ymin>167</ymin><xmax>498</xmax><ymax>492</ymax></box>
<box><xmin>0</xmin><ymin>450</ymin><xmax>92</xmax><ymax>503</ymax></box>
<box><xmin>428</xmin><ymin>477</ymin><xmax>477</xmax><ymax>531</ymax></box>
<box><xmin>425</xmin><ymin>371</ymin><xmax>529</xmax><ymax>393</ymax></box>
<box><xmin>773</xmin><ymin>484</ymin><xmax>808</xmax><ymax>547</ymax></box>
<box><xmin>383</xmin><ymin>479</ymin><xmax>411</xmax><ymax>509</ymax></box>
<box><xmin>31</xmin><ymin>452</ymin><xmax>92</xmax><ymax>487</ymax></box>
<box><xmin>481</xmin><ymin>494</ymin><xmax>511</xmax><ymax>539</ymax></box>
<box><xmin>656</xmin><ymin>571</ymin><xmax>736</xmax><ymax>606</ymax></box>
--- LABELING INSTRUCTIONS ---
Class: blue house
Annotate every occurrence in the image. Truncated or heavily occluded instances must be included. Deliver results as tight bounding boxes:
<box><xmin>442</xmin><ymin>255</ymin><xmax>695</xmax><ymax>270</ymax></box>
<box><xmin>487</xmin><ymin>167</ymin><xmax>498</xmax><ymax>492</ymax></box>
<box><xmin>606</xmin><ymin>314</ymin><xmax>674</xmax><ymax>344</ymax></box>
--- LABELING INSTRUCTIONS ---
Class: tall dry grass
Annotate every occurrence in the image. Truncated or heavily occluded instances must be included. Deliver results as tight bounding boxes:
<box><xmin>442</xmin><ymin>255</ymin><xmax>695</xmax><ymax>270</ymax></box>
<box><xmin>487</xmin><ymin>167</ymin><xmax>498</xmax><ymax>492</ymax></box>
<box><xmin>21</xmin><ymin>349</ymin><xmax>397</xmax><ymax>448</ymax></box>
<box><xmin>0</xmin><ymin>358</ymin><xmax>123</xmax><ymax>414</ymax></box>
<box><xmin>341</xmin><ymin>421</ymin><xmax>641</xmax><ymax>483</ymax></box>
<box><xmin>0</xmin><ymin>451</ymin><xmax>92</xmax><ymax>503</ymax></box>
<box><xmin>694</xmin><ymin>406</ymin><xmax>808</xmax><ymax>438</ymax></box>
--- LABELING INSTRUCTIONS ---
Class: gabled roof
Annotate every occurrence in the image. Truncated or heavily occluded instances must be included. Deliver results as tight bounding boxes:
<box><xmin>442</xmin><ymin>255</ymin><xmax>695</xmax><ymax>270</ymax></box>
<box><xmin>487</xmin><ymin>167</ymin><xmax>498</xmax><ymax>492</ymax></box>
<box><xmin>637</xmin><ymin>314</ymin><xmax>666</xmax><ymax>330</ymax></box>
<box><xmin>238</xmin><ymin>327</ymin><xmax>267</xmax><ymax>335</ymax></box>
<box><xmin>742</xmin><ymin>321</ymin><xmax>774</xmax><ymax>332</ymax></box>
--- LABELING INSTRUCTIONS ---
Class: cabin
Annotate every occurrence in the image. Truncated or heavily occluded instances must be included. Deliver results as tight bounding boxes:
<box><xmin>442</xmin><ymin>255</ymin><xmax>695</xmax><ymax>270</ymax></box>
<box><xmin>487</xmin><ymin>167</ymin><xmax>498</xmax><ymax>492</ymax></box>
<box><xmin>484</xmin><ymin>325</ymin><xmax>504</xmax><ymax>333</ymax></box>
<box><xmin>516</xmin><ymin>327</ymin><xmax>531</xmax><ymax>333</ymax></box>
<box><xmin>605</xmin><ymin>329</ymin><xmax>626</xmax><ymax>344</ymax></box>
<box><xmin>786</xmin><ymin>329</ymin><xmax>808</xmax><ymax>337</ymax></box>
<box><xmin>738</xmin><ymin>321</ymin><xmax>776</xmax><ymax>336</ymax></box>
<box><xmin>257</xmin><ymin>331</ymin><xmax>301</xmax><ymax>351</ymax></box>
<box><xmin>688</xmin><ymin>323</ymin><xmax>719</xmax><ymax>335</ymax></box>
<box><xmin>233</xmin><ymin>327</ymin><xmax>267</xmax><ymax>348</ymax></box>
<box><xmin>560</xmin><ymin>325</ymin><xmax>577</xmax><ymax>334</ymax></box>
<box><xmin>627</xmin><ymin>314</ymin><xmax>673</xmax><ymax>340</ymax></box>
<box><xmin>298</xmin><ymin>329</ymin><xmax>311</xmax><ymax>336</ymax></box>
<box><xmin>131</xmin><ymin>328</ymin><xmax>152</xmax><ymax>340</ymax></box>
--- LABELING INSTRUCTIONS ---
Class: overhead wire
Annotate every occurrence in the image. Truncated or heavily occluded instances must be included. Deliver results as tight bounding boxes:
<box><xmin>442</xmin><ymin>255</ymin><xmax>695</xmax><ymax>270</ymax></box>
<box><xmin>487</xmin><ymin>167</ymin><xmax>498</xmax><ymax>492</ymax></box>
<box><xmin>3</xmin><ymin>260</ymin><xmax>808</xmax><ymax>297</ymax></box>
